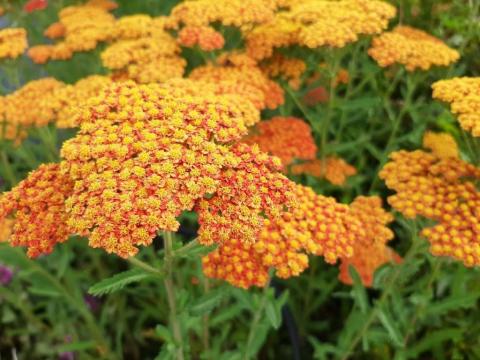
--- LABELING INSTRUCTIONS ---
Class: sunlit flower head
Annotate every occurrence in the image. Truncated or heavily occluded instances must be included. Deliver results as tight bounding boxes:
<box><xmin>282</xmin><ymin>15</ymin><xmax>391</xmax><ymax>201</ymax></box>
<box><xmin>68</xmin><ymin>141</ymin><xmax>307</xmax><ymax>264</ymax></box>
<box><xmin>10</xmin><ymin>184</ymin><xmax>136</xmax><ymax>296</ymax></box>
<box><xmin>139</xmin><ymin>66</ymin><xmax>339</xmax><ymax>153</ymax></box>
<box><xmin>369</xmin><ymin>26</ymin><xmax>460</xmax><ymax>71</ymax></box>
<box><xmin>291</xmin><ymin>157</ymin><xmax>356</xmax><ymax>186</ymax></box>
<box><xmin>0</xmin><ymin>28</ymin><xmax>28</xmax><ymax>59</ymax></box>
<box><xmin>432</xmin><ymin>77</ymin><xmax>480</xmax><ymax>137</ymax></box>
<box><xmin>380</xmin><ymin>148</ymin><xmax>480</xmax><ymax>266</ymax></box>
<box><xmin>60</xmin><ymin>80</ymin><xmax>263</xmax><ymax>257</ymax></box>
<box><xmin>246</xmin><ymin>0</ymin><xmax>396</xmax><ymax>60</ymax></box>
<box><xmin>243</xmin><ymin>116</ymin><xmax>317</xmax><ymax>167</ymax></box>
<box><xmin>0</xmin><ymin>164</ymin><xmax>73</xmax><ymax>258</ymax></box>
<box><xmin>260</xmin><ymin>53</ymin><xmax>306</xmax><ymax>89</ymax></box>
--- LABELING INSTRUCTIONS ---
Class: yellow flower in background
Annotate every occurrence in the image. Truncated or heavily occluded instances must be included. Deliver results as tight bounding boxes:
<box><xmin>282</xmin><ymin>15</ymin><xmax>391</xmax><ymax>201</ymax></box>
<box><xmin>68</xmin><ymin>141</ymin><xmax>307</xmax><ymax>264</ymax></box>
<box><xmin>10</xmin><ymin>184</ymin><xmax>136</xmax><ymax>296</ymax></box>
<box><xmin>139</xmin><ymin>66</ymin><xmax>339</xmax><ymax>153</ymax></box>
<box><xmin>178</xmin><ymin>25</ymin><xmax>225</xmax><ymax>51</ymax></box>
<box><xmin>380</xmin><ymin>147</ymin><xmax>480</xmax><ymax>267</ymax></box>
<box><xmin>246</xmin><ymin>0</ymin><xmax>396</xmax><ymax>60</ymax></box>
<box><xmin>432</xmin><ymin>77</ymin><xmax>480</xmax><ymax>137</ymax></box>
<box><xmin>423</xmin><ymin>131</ymin><xmax>459</xmax><ymax>159</ymax></box>
<box><xmin>368</xmin><ymin>26</ymin><xmax>460</xmax><ymax>71</ymax></box>
<box><xmin>0</xmin><ymin>218</ymin><xmax>13</xmax><ymax>242</ymax></box>
<box><xmin>0</xmin><ymin>28</ymin><xmax>28</xmax><ymax>59</ymax></box>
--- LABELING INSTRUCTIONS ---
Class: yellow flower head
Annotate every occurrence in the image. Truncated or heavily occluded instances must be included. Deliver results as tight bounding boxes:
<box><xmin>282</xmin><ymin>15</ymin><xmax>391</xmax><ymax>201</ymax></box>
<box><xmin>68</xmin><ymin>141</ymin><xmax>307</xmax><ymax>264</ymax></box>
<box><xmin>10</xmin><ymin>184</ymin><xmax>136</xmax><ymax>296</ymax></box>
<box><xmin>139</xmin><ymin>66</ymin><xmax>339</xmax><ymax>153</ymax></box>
<box><xmin>432</xmin><ymin>77</ymin><xmax>480</xmax><ymax>137</ymax></box>
<box><xmin>178</xmin><ymin>25</ymin><xmax>225</xmax><ymax>51</ymax></box>
<box><xmin>260</xmin><ymin>53</ymin><xmax>306</xmax><ymax>89</ymax></box>
<box><xmin>243</xmin><ymin>116</ymin><xmax>317</xmax><ymax>167</ymax></box>
<box><xmin>369</xmin><ymin>26</ymin><xmax>460</xmax><ymax>71</ymax></box>
<box><xmin>0</xmin><ymin>28</ymin><xmax>28</xmax><ymax>59</ymax></box>
<box><xmin>246</xmin><ymin>0</ymin><xmax>396</xmax><ymax>60</ymax></box>
<box><xmin>0</xmin><ymin>164</ymin><xmax>73</xmax><ymax>257</ymax></box>
<box><xmin>380</xmin><ymin>148</ymin><xmax>480</xmax><ymax>267</ymax></box>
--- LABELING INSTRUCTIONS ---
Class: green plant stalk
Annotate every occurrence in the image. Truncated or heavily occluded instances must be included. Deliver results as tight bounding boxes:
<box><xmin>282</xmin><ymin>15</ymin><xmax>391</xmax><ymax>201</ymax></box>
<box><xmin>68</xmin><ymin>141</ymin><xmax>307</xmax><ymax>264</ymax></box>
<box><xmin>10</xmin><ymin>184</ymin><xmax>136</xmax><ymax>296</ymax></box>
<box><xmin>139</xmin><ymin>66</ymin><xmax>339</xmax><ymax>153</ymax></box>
<box><xmin>163</xmin><ymin>231</ymin><xmax>185</xmax><ymax>360</ymax></box>
<box><xmin>1</xmin><ymin>150</ymin><xmax>17</xmax><ymax>186</ymax></box>
<box><xmin>369</xmin><ymin>71</ymin><xmax>418</xmax><ymax>192</ymax></box>
<box><xmin>202</xmin><ymin>277</ymin><xmax>211</xmax><ymax>354</ymax></box>
<box><xmin>340</xmin><ymin>223</ymin><xmax>423</xmax><ymax>360</ymax></box>
<box><xmin>242</xmin><ymin>277</ymin><xmax>271</xmax><ymax>360</ymax></box>
<box><xmin>128</xmin><ymin>257</ymin><xmax>164</xmax><ymax>277</ymax></box>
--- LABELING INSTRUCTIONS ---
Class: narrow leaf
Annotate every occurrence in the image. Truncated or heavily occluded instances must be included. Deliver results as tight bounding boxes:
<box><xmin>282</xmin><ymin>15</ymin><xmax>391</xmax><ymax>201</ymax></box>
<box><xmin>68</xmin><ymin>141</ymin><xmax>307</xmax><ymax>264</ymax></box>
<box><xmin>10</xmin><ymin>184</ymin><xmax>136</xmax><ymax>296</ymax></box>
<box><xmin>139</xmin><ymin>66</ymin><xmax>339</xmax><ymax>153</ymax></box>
<box><xmin>88</xmin><ymin>269</ymin><xmax>152</xmax><ymax>296</ymax></box>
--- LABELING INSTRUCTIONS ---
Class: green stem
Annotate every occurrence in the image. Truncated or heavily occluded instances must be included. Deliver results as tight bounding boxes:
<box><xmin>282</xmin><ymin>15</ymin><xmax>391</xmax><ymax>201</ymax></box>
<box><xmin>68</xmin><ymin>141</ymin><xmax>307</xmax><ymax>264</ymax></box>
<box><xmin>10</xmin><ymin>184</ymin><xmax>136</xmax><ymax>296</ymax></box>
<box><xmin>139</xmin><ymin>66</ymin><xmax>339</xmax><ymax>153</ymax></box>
<box><xmin>202</xmin><ymin>277</ymin><xmax>211</xmax><ymax>354</ymax></box>
<box><xmin>340</xmin><ymin>223</ymin><xmax>422</xmax><ymax>360</ymax></box>
<box><xmin>242</xmin><ymin>278</ymin><xmax>271</xmax><ymax>360</ymax></box>
<box><xmin>163</xmin><ymin>231</ymin><xmax>185</xmax><ymax>360</ymax></box>
<box><xmin>128</xmin><ymin>257</ymin><xmax>164</xmax><ymax>277</ymax></box>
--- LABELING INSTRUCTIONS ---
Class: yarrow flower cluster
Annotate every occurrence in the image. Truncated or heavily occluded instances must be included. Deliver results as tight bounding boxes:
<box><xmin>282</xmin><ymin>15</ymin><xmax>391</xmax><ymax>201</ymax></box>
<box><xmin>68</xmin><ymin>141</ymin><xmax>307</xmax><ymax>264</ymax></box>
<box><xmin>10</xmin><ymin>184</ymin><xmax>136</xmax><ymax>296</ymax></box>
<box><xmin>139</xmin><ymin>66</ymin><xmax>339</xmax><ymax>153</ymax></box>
<box><xmin>0</xmin><ymin>218</ymin><xmax>13</xmax><ymax>242</ymax></box>
<box><xmin>243</xmin><ymin>116</ymin><xmax>317</xmax><ymax>168</ymax></box>
<box><xmin>202</xmin><ymin>184</ymin><xmax>365</xmax><ymax>288</ymax></box>
<box><xmin>291</xmin><ymin>157</ymin><xmax>357</xmax><ymax>186</ymax></box>
<box><xmin>380</xmin><ymin>146</ymin><xmax>480</xmax><ymax>266</ymax></box>
<box><xmin>260</xmin><ymin>53</ymin><xmax>306</xmax><ymax>89</ymax></box>
<box><xmin>101</xmin><ymin>16</ymin><xmax>186</xmax><ymax>84</ymax></box>
<box><xmin>368</xmin><ymin>26</ymin><xmax>460</xmax><ymax>71</ymax></box>
<box><xmin>0</xmin><ymin>164</ymin><xmax>73</xmax><ymax>258</ymax></box>
<box><xmin>246</xmin><ymin>0</ymin><xmax>396</xmax><ymax>60</ymax></box>
<box><xmin>28</xmin><ymin>2</ymin><xmax>116</xmax><ymax>63</ymax></box>
<box><xmin>177</xmin><ymin>26</ymin><xmax>225</xmax><ymax>51</ymax></box>
<box><xmin>0</xmin><ymin>28</ymin><xmax>28</xmax><ymax>59</ymax></box>
<box><xmin>338</xmin><ymin>196</ymin><xmax>399</xmax><ymax>287</ymax></box>
<box><xmin>189</xmin><ymin>52</ymin><xmax>284</xmax><ymax>110</ymax></box>
<box><xmin>56</xmin><ymin>80</ymin><xmax>292</xmax><ymax>258</ymax></box>
<box><xmin>432</xmin><ymin>77</ymin><xmax>480</xmax><ymax>136</ymax></box>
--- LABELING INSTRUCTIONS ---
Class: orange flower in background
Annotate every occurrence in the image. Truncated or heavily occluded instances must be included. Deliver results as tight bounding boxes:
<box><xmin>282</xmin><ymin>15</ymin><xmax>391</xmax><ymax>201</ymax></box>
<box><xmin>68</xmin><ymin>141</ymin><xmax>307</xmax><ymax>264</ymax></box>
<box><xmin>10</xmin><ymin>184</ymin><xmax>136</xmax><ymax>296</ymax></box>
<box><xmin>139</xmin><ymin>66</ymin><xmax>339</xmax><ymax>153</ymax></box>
<box><xmin>86</xmin><ymin>0</ymin><xmax>118</xmax><ymax>11</ymax></box>
<box><xmin>202</xmin><ymin>183</ymin><xmax>365</xmax><ymax>288</ymax></box>
<box><xmin>178</xmin><ymin>26</ymin><xmax>225</xmax><ymax>51</ymax></box>
<box><xmin>0</xmin><ymin>164</ymin><xmax>73</xmax><ymax>258</ymax></box>
<box><xmin>423</xmin><ymin>131</ymin><xmax>459</xmax><ymax>159</ymax></box>
<box><xmin>44</xmin><ymin>22</ymin><xmax>65</xmax><ymax>39</ymax></box>
<box><xmin>339</xmin><ymin>196</ymin><xmax>399</xmax><ymax>287</ymax></box>
<box><xmin>369</xmin><ymin>26</ymin><xmax>460</xmax><ymax>71</ymax></box>
<box><xmin>0</xmin><ymin>28</ymin><xmax>28</xmax><ymax>59</ymax></box>
<box><xmin>432</xmin><ymin>77</ymin><xmax>480</xmax><ymax>137</ymax></box>
<box><xmin>260</xmin><ymin>53</ymin><xmax>306</xmax><ymax>89</ymax></box>
<box><xmin>246</xmin><ymin>0</ymin><xmax>396</xmax><ymax>60</ymax></box>
<box><xmin>189</xmin><ymin>52</ymin><xmax>284</xmax><ymax>110</ymax></box>
<box><xmin>291</xmin><ymin>157</ymin><xmax>357</xmax><ymax>186</ymax></box>
<box><xmin>380</xmin><ymin>148</ymin><xmax>480</xmax><ymax>266</ymax></box>
<box><xmin>303</xmin><ymin>86</ymin><xmax>329</xmax><ymax>106</ymax></box>
<box><xmin>60</xmin><ymin>80</ymin><xmax>265</xmax><ymax>257</ymax></box>
<box><xmin>243</xmin><ymin>116</ymin><xmax>317</xmax><ymax>167</ymax></box>
<box><xmin>27</xmin><ymin>45</ymin><xmax>52</xmax><ymax>64</ymax></box>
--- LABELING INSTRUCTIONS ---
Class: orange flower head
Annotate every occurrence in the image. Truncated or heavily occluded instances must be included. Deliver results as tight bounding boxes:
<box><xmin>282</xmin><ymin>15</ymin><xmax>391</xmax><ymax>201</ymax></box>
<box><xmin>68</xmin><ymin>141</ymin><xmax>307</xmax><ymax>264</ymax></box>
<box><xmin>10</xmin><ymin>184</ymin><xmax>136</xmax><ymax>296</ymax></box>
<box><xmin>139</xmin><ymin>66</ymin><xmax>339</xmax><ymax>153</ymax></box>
<box><xmin>197</xmin><ymin>143</ymin><xmax>295</xmax><ymax>246</ymax></box>
<box><xmin>380</xmin><ymin>148</ymin><xmax>480</xmax><ymax>266</ymax></box>
<box><xmin>189</xmin><ymin>53</ymin><xmax>284</xmax><ymax>110</ymax></box>
<box><xmin>432</xmin><ymin>77</ymin><xmax>480</xmax><ymax>137</ymax></box>
<box><xmin>44</xmin><ymin>22</ymin><xmax>66</xmax><ymax>39</ymax></box>
<box><xmin>0</xmin><ymin>164</ymin><xmax>73</xmax><ymax>257</ymax></box>
<box><xmin>369</xmin><ymin>26</ymin><xmax>460</xmax><ymax>71</ymax></box>
<box><xmin>260</xmin><ymin>53</ymin><xmax>306</xmax><ymax>89</ymax></box>
<box><xmin>0</xmin><ymin>28</ymin><xmax>28</xmax><ymax>59</ymax></box>
<box><xmin>60</xmin><ymin>80</ymin><xmax>261</xmax><ymax>257</ymax></box>
<box><xmin>243</xmin><ymin>116</ymin><xmax>317</xmax><ymax>167</ymax></box>
<box><xmin>178</xmin><ymin>25</ymin><xmax>225</xmax><ymax>51</ymax></box>
<box><xmin>291</xmin><ymin>157</ymin><xmax>356</xmax><ymax>186</ymax></box>
<box><xmin>0</xmin><ymin>218</ymin><xmax>13</xmax><ymax>242</ymax></box>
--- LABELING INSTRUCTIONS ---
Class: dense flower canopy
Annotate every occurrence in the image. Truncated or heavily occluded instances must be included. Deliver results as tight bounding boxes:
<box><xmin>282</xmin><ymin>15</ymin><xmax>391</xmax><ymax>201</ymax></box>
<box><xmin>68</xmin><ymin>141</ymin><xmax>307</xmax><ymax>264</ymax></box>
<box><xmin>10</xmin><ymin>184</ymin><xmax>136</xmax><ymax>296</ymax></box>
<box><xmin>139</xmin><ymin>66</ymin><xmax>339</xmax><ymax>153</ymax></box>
<box><xmin>369</xmin><ymin>26</ymin><xmax>460</xmax><ymax>71</ymax></box>
<box><xmin>380</xmin><ymin>148</ymin><xmax>480</xmax><ymax>266</ymax></box>
<box><xmin>432</xmin><ymin>77</ymin><xmax>480</xmax><ymax>137</ymax></box>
